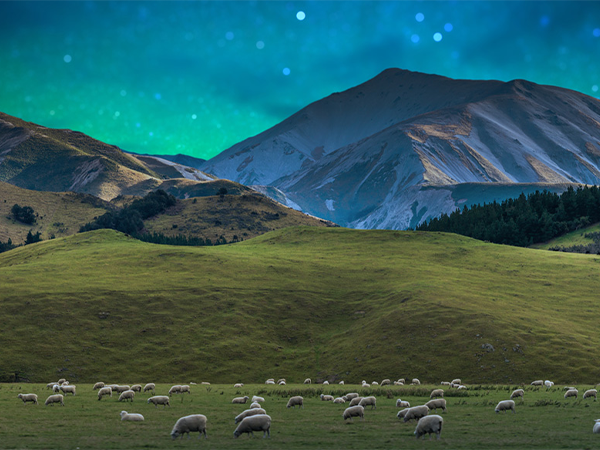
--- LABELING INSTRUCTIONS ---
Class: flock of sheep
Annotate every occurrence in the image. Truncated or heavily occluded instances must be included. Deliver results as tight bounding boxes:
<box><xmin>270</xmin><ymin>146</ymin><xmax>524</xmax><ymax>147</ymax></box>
<box><xmin>14</xmin><ymin>376</ymin><xmax>600</xmax><ymax>440</ymax></box>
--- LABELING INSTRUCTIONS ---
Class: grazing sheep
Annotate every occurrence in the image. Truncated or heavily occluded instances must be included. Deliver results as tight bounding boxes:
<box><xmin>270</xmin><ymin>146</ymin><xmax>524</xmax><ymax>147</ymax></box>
<box><xmin>60</xmin><ymin>385</ymin><xmax>76</xmax><ymax>396</ymax></box>
<box><xmin>120</xmin><ymin>411</ymin><xmax>144</xmax><ymax>422</ymax></box>
<box><xmin>415</xmin><ymin>414</ymin><xmax>443</xmax><ymax>440</ymax></box>
<box><xmin>425</xmin><ymin>399</ymin><xmax>447</xmax><ymax>413</ymax></box>
<box><xmin>381</xmin><ymin>379</ymin><xmax>391</xmax><ymax>386</ymax></box>
<box><xmin>359</xmin><ymin>396</ymin><xmax>377</xmax><ymax>410</ymax></box>
<box><xmin>130</xmin><ymin>385</ymin><xmax>142</xmax><ymax>393</ymax></box>
<box><xmin>565</xmin><ymin>389</ymin><xmax>578</xmax><ymax>399</ymax></box>
<box><xmin>440</xmin><ymin>381</ymin><xmax>451</xmax><ymax>386</ymax></box>
<box><xmin>168</xmin><ymin>385</ymin><xmax>182</xmax><ymax>396</ymax></box>
<box><xmin>98</xmin><ymin>387</ymin><xmax>112</xmax><ymax>400</ymax></box>
<box><xmin>495</xmin><ymin>400</ymin><xmax>516</xmax><ymax>413</ymax></box>
<box><xmin>584</xmin><ymin>389</ymin><xmax>597</xmax><ymax>400</ymax></box>
<box><xmin>46</xmin><ymin>382</ymin><xmax>56</xmax><ymax>390</ymax></box>
<box><xmin>401</xmin><ymin>405</ymin><xmax>430</xmax><ymax>422</ymax></box>
<box><xmin>345</xmin><ymin>393</ymin><xmax>359</xmax><ymax>400</ymax></box>
<box><xmin>304</xmin><ymin>378</ymin><xmax>311</xmax><ymax>384</ymax></box>
<box><xmin>343</xmin><ymin>405</ymin><xmax>365</xmax><ymax>421</ymax></box>
<box><xmin>320</xmin><ymin>394</ymin><xmax>334</xmax><ymax>402</ymax></box>
<box><xmin>323</xmin><ymin>381</ymin><xmax>329</xmax><ymax>385</ymax></box>
<box><xmin>277</xmin><ymin>378</ymin><xmax>286</xmax><ymax>384</ymax></box>
<box><xmin>250</xmin><ymin>402</ymin><xmax>262</xmax><ymax>409</ymax></box>
<box><xmin>411</xmin><ymin>378</ymin><xmax>421</xmax><ymax>385</ymax></box>
<box><xmin>361</xmin><ymin>383</ymin><xmax>370</xmax><ymax>388</ymax></box>
<box><xmin>371</xmin><ymin>381</ymin><xmax>379</xmax><ymax>386</ymax></box>
<box><xmin>339</xmin><ymin>381</ymin><xmax>345</xmax><ymax>385</ymax></box>
<box><xmin>114</xmin><ymin>385</ymin><xmax>131</xmax><ymax>394</ymax></box>
<box><xmin>52</xmin><ymin>385</ymin><xmax>61</xmax><ymax>393</ymax></box>
<box><xmin>118</xmin><ymin>390</ymin><xmax>135</xmax><ymax>402</ymax></box>
<box><xmin>265</xmin><ymin>380</ymin><xmax>275</xmax><ymax>385</ymax></box>
<box><xmin>45</xmin><ymin>394</ymin><xmax>64</xmax><ymax>406</ymax></box>
<box><xmin>593</xmin><ymin>419</ymin><xmax>600</xmax><ymax>434</ymax></box>
<box><xmin>333</xmin><ymin>397</ymin><xmax>346</xmax><ymax>404</ymax></box>
<box><xmin>17</xmin><ymin>393</ymin><xmax>38</xmax><ymax>405</ymax></box>
<box><xmin>396</xmin><ymin>399</ymin><xmax>410</xmax><ymax>408</ymax></box>
<box><xmin>58</xmin><ymin>378</ymin><xmax>66</xmax><ymax>384</ymax></box>
<box><xmin>93</xmin><ymin>382</ymin><xmax>105</xmax><ymax>390</ymax></box>
<box><xmin>451</xmin><ymin>378</ymin><xmax>461</xmax><ymax>385</ymax></box>
<box><xmin>531</xmin><ymin>380</ymin><xmax>544</xmax><ymax>386</ymax></box>
<box><xmin>266</xmin><ymin>378</ymin><xmax>275</xmax><ymax>383</ymax></box>
<box><xmin>252</xmin><ymin>396</ymin><xmax>265</xmax><ymax>403</ymax></box>
<box><xmin>398</xmin><ymin>378</ymin><xmax>406</xmax><ymax>384</ymax></box>
<box><xmin>171</xmin><ymin>414</ymin><xmax>207</xmax><ymax>439</ymax></box>
<box><xmin>235</xmin><ymin>408</ymin><xmax>266</xmax><ymax>424</ymax></box>
<box><xmin>179</xmin><ymin>385</ymin><xmax>191</xmax><ymax>394</ymax></box>
<box><xmin>201</xmin><ymin>382</ymin><xmax>210</xmax><ymax>385</ymax></box>
<box><xmin>457</xmin><ymin>385</ymin><xmax>467</xmax><ymax>390</ymax></box>
<box><xmin>143</xmin><ymin>383</ymin><xmax>155</xmax><ymax>393</ymax></box>
<box><xmin>510</xmin><ymin>389</ymin><xmax>524</xmax><ymax>399</ymax></box>
<box><xmin>430</xmin><ymin>389</ymin><xmax>444</xmax><ymax>399</ymax></box>
<box><xmin>234</xmin><ymin>383</ymin><xmax>244</xmax><ymax>388</ymax></box>
<box><xmin>233</xmin><ymin>414</ymin><xmax>271</xmax><ymax>439</ymax></box>
<box><xmin>545</xmin><ymin>380</ymin><xmax>554</xmax><ymax>388</ymax></box>
<box><xmin>232</xmin><ymin>396</ymin><xmax>250</xmax><ymax>404</ymax></box>
<box><xmin>147</xmin><ymin>396</ymin><xmax>170</xmax><ymax>407</ymax></box>
<box><xmin>342</xmin><ymin>396</ymin><xmax>348</xmax><ymax>401</ymax></box>
<box><xmin>278</xmin><ymin>380</ymin><xmax>286</xmax><ymax>385</ymax></box>
<box><xmin>286</xmin><ymin>396</ymin><xmax>304</xmax><ymax>408</ymax></box>
<box><xmin>349</xmin><ymin>397</ymin><xmax>363</xmax><ymax>407</ymax></box>
<box><xmin>394</xmin><ymin>381</ymin><xmax>404</xmax><ymax>385</ymax></box>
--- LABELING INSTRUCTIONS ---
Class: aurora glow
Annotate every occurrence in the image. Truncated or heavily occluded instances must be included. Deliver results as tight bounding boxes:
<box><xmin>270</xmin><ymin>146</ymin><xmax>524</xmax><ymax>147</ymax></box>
<box><xmin>1</xmin><ymin>1</ymin><xmax>599</xmax><ymax>160</ymax></box>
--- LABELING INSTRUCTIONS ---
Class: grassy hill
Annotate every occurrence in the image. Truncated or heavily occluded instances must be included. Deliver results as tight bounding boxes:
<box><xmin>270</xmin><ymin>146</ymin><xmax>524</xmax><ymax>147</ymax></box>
<box><xmin>1</xmin><ymin>227</ymin><xmax>600</xmax><ymax>384</ymax></box>
<box><xmin>531</xmin><ymin>222</ymin><xmax>600</xmax><ymax>250</ymax></box>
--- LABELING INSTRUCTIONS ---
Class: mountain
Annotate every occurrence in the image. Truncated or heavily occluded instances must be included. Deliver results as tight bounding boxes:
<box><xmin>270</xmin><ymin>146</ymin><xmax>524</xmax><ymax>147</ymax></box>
<box><xmin>201</xmin><ymin>69</ymin><xmax>600</xmax><ymax>228</ymax></box>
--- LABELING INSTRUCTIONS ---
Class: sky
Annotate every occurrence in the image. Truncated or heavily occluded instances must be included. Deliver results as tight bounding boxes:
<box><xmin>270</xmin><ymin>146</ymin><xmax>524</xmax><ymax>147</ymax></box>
<box><xmin>1</xmin><ymin>1</ymin><xmax>600</xmax><ymax>160</ymax></box>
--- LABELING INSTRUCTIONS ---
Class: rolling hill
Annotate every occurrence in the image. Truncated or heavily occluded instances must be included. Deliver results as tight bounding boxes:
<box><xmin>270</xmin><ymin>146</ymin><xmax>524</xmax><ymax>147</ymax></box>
<box><xmin>1</xmin><ymin>227</ymin><xmax>599</xmax><ymax>384</ymax></box>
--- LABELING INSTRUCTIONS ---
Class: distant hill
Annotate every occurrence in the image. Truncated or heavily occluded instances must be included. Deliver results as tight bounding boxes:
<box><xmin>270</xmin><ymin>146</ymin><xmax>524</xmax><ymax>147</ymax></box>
<box><xmin>1</xmin><ymin>227</ymin><xmax>600</xmax><ymax>383</ymax></box>
<box><xmin>201</xmin><ymin>68</ymin><xmax>600</xmax><ymax>229</ymax></box>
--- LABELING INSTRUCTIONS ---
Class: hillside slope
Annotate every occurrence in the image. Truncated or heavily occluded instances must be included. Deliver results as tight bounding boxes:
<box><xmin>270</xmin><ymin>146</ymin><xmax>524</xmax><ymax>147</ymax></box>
<box><xmin>1</xmin><ymin>227</ymin><xmax>599</xmax><ymax>384</ymax></box>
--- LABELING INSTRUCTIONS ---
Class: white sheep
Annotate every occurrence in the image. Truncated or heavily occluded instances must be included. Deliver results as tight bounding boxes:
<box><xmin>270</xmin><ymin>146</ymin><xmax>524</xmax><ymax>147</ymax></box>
<box><xmin>339</xmin><ymin>381</ymin><xmax>345</xmax><ymax>385</ymax></box>
<box><xmin>143</xmin><ymin>383</ymin><xmax>155</xmax><ymax>393</ymax></box>
<box><xmin>333</xmin><ymin>397</ymin><xmax>346</xmax><ymax>404</ymax></box>
<box><xmin>411</xmin><ymin>378</ymin><xmax>421</xmax><ymax>385</ymax></box>
<box><xmin>564</xmin><ymin>389</ymin><xmax>578</xmax><ymax>399</ymax></box>
<box><xmin>52</xmin><ymin>385</ymin><xmax>61</xmax><ymax>393</ymax></box>
<box><xmin>545</xmin><ymin>380</ymin><xmax>554</xmax><ymax>388</ymax></box>
<box><xmin>396</xmin><ymin>399</ymin><xmax>410</xmax><ymax>408</ymax></box>
<box><xmin>179</xmin><ymin>385</ymin><xmax>191</xmax><ymax>394</ymax></box>
<box><xmin>114</xmin><ymin>385</ymin><xmax>131</xmax><ymax>394</ymax></box>
<box><xmin>531</xmin><ymin>380</ymin><xmax>544</xmax><ymax>386</ymax></box>
<box><xmin>201</xmin><ymin>382</ymin><xmax>210</xmax><ymax>385</ymax></box>
<box><xmin>320</xmin><ymin>394</ymin><xmax>334</xmax><ymax>402</ymax></box>
<box><xmin>495</xmin><ymin>400</ymin><xmax>516</xmax><ymax>413</ymax></box>
<box><xmin>451</xmin><ymin>378</ymin><xmax>461</xmax><ymax>385</ymax></box>
<box><xmin>130</xmin><ymin>384</ymin><xmax>142</xmax><ymax>393</ymax></box>
<box><xmin>400</xmin><ymin>405</ymin><xmax>430</xmax><ymax>422</ymax></box>
<box><xmin>349</xmin><ymin>397</ymin><xmax>363</xmax><ymax>407</ymax></box>
<box><xmin>440</xmin><ymin>381</ymin><xmax>451</xmax><ymax>386</ymax></box>
<box><xmin>46</xmin><ymin>382</ymin><xmax>56</xmax><ymax>390</ymax></box>
<box><xmin>398</xmin><ymin>378</ymin><xmax>405</xmax><ymax>384</ymax></box>
<box><xmin>510</xmin><ymin>389</ymin><xmax>524</xmax><ymax>399</ymax></box>
<box><xmin>593</xmin><ymin>419</ymin><xmax>600</xmax><ymax>433</ymax></box>
<box><xmin>60</xmin><ymin>381</ymin><xmax>69</xmax><ymax>386</ymax></box>
<box><xmin>60</xmin><ymin>385</ymin><xmax>76</xmax><ymax>396</ymax></box>
<box><xmin>98</xmin><ymin>387</ymin><xmax>112</xmax><ymax>400</ymax></box>
<box><xmin>168</xmin><ymin>385</ymin><xmax>182</xmax><ymax>396</ymax></box>
<box><xmin>286</xmin><ymin>396</ymin><xmax>303</xmax><ymax>408</ymax></box>
<box><xmin>430</xmin><ymin>389</ymin><xmax>444</xmax><ymax>399</ymax></box>
<box><xmin>323</xmin><ymin>381</ymin><xmax>329</xmax><ymax>385</ymax></box>
<box><xmin>394</xmin><ymin>381</ymin><xmax>404</xmax><ymax>385</ymax></box>
<box><xmin>118</xmin><ymin>390</ymin><xmax>135</xmax><ymax>402</ymax></box>
<box><xmin>45</xmin><ymin>394</ymin><xmax>64</xmax><ymax>406</ymax></box>
<box><xmin>234</xmin><ymin>383</ymin><xmax>244</xmax><ymax>388</ymax></box>
<box><xmin>171</xmin><ymin>414</ymin><xmax>207</xmax><ymax>439</ymax></box>
<box><xmin>415</xmin><ymin>414</ymin><xmax>443</xmax><ymax>440</ymax></box>
<box><xmin>147</xmin><ymin>396</ymin><xmax>170</xmax><ymax>407</ymax></box>
<box><xmin>265</xmin><ymin>380</ymin><xmax>275</xmax><ymax>385</ymax></box>
<box><xmin>359</xmin><ymin>396</ymin><xmax>376</xmax><ymax>410</ymax></box>
<box><xmin>277</xmin><ymin>379</ymin><xmax>286</xmax><ymax>385</ymax></box>
<box><xmin>250</xmin><ymin>402</ymin><xmax>262</xmax><ymax>409</ymax></box>
<box><xmin>361</xmin><ymin>383</ymin><xmax>370</xmax><ymax>388</ymax></box>
<box><xmin>371</xmin><ymin>381</ymin><xmax>378</xmax><ymax>386</ymax></box>
<box><xmin>343</xmin><ymin>405</ymin><xmax>364</xmax><ymax>421</ymax></box>
<box><xmin>345</xmin><ymin>393</ymin><xmax>359</xmax><ymax>400</ymax></box>
<box><xmin>233</xmin><ymin>414</ymin><xmax>271</xmax><ymax>439</ymax></box>
<box><xmin>17</xmin><ymin>393</ymin><xmax>38</xmax><ymax>405</ymax></box>
<box><xmin>120</xmin><ymin>411</ymin><xmax>144</xmax><ymax>422</ymax></box>
<box><xmin>381</xmin><ymin>379</ymin><xmax>391</xmax><ymax>386</ymax></box>
<box><xmin>58</xmin><ymin>378</ymin><xmax>66</xmax><ymax>384</ymax></box>
<box><xmin>425</xmin><ymin>399</ymin><xmax>447</xmax><ymax>412</ymax></box>
<box><xmin>235</xmin><ymin>408</ymin><xmax>266</xmax><ymax>424</ymax></box>
<box><xmin>232</xmin><ymin>396</ymin><xmax>249</xmax><ymax>404</ymax></box>
<box><xmin>457</xmin><ymin>385</ymin><xmax>467</xmax><ymax>390</ymax></box>
<box><xmin>584</xmin><ymin>389</ymin><xmax>597</xmax><ymax>399</ymax></box>
<box><xmin>252</xmin><ymin>396</ymin><xmax>265</xmax><ymax>403</ymax></box>
<box><xmin>304</xmin><ymin>378</ymin><xmax>311</xmax><ymax>384</ymax></box>
<box><xmin>93</xmin><ymin>382</ymin><xmax>105</xmax><ymax>390</ymax></box>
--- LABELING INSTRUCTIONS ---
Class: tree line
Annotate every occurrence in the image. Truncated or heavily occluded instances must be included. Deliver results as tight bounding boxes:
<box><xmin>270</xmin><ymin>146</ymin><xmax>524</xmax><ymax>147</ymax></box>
<box><xmin>416</xmin><ymin>186</ymin><xmax>600</xmax><ymax>247</ymax></box>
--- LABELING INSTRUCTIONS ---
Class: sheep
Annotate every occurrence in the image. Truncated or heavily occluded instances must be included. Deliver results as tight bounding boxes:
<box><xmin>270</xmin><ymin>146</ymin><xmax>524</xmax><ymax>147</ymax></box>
<box><xmin>564</xmin><ymin>386</ymin><xmax>577</xmax><ymax>391</ymax></box>
<box><xmin>143</xmin><ymin>383</ymin><xmax>155</xmax><ymax>393</ymax></box>
<box><xmin>147</xmin><ymin>396</ymin><xmax>170</xmax><ymax>407</ymax></box>
<box><xmin>252</xmin><ymin>396</ymin><xmax>265</xmax><ymax>403</ymax></box>
<box><xmin>451</xmin><ymin>378</ymin><xmax>461</xmax><ymax>385</ymax></box>
<box><xmin>250</xmin><ymin>402</ymin><xmax>262</xmax><ymax>409</ymax></box>
<box><xmin>45</xmin><ymin>394</ymin><xmax>64</xmax><ymax>406</ymax></box>
<box><xmin>171</xmin><ymin>414</ymin><xmax>207</xmax><ymax>440</ymax></box>
<box><xmin>342</xmin><ymin>396</ymin><xmax>348</xmax><ymax>401</ymax></box>
<box><xmin>92</xmin><ymin>382</ymin><xmax>105</xmax><ymax>390</ymax></box>
<box><xmin>349</xmin><ymin>397</ymin><xmax>363</xmax><ymax>407</ymax></box>
<box><xmin>339</xmin><ymin>381</ymin><xmax>345</xmax><ymax>385</ymax></box>
<box><xmin>235</xmin><ymin>408</ymin><xmax>266</xmax><ymax>424</ymax></box>
<box><xmin>232</xmin><ymin>396</ymin><xmax>249</xmax><ymax>404</ymax></box>
<box><xmin>359</xmin><ymin>396</ymin><xmax>376</xmax><ymax>410</ymax></box>
<box><xmin>333</xmin><ymin>397</ymin><xmax>346</xmax><ymax>404</ymax></box>
<box><xmin>57</xmin><ymin>378</ymin><xmax>66</xmax><ymax>384</ymax></box>
<box><xmin>593</xmin><ymin>419</ymin><xmax>600</xmax><ymax>434</ymax></box>
<box><xmin>425</xmin><ymin>399</ymin><xmax>447</xmax><ymax>412</ymax></box>
<box><xmin>118</xmin><ymin>390</ymin><xmax>135</xmax><ymax>402</ymax></box>
<box><xmin>304</xmin><ymin>378</ymin><xmax>311</xmax><ymax>384</ymax></box>
<box><xmin>531</xmin><ymin>380</ymin><xmax>544</xmax><ymax>386</ymax></box>
<box><xmin>440</xmin><ymin>381</ymin><xmax>451</xmax><ymax>386</ymax></box>
<box><xmin>411</xmin><ymin>378</ymin><xmax>421</xmax><ymax>385</ymax></box>
<box><xmin>398</xmin><ymin>378</ymin><xmax>406</xmax><ymax>384</ymax></box>
<box><xmin>323</xmin><ymin>381</ymin><xmax>329</xmax><ymax>385</ymax></box>
<box><xmin>457</xmin><ymin>385</ymin><xmax>467</xmax><ymax>390</ymax></box>
<box><xmin>233</xmin><ymin>414</ymin><xmax>271</xmax><ymax>439</ymax></box>
<box><xmin>343</xmin><ymin>405</ymin><xmax>364</xmax><ymax>421</ymax></box>
<box><xmin>130</xmin><ymin>384</ymin><xmax>142</xmax><ymax>393</ymax></box>
<box><xmin>17</xmin><ymin>393</ymin><xmax>38</xmax><ymax>405</ymax></box>
<box><xmin>510</xmin><ymin>389</ymin><xmax>524</xmax><ymax>399</ymax></box>
<box><xmin>168</xmin><ymin>385</ymin><xmax>182</xmax><ymax>396</ymax></box>
<box><xmin>584</xmin><ymin>389</ymin><xmax>597</xmax><ymax>399</ymax></box>
<box><xmin>345</xmin><ymin>393</ymin><xmax>359</xmax><ymax>400</ymax></box>
<box><xmin>545</xmin><ymin>380</ymin><xmax>554</xmax><ymax>388</ymax></box>
<box><xmin>286</xmin><ymin>396</ymin><xmax>304</xmax><ymax>408</ymax></box>
<box><xmin>265</xmin><ymin>380</ymin><xmax>275</xmax><ymax>385</ymax></box>
<box><xmin>396</xmin><ymin>399</ymin><xmax>410</xmax><ymax>408</ymax></box>
<box><xmin>60</xmin><ymin>385</ymin><xmax>76</xmax><ymax>396</ymax></box>
<box><xmin>179</xmin><ymin>385</ymin><xmax>191</xmax><ymax>394</ymax></box>
<box><xmin>320</xmin><ymin>394</ymin><xmax>334</xmax><ymax>402</ymax></box>
<box><xmin>430</xmin><ymin>389</ymin><xmax>444</xmax><ymax>399</ymax></box>
<box><xmin>52</xmin><ymin>385</ymin><xmax>61</xmax><ymax>393</ymax></box>
<box><xmin>415</xmin><ymin>414</ymin><xmax>443</xmax><ymax>440</ymax></box>
<box><xmin>361</xmin><ymin>383</ymin><xmax>370</xmax><ymax>388</ymax></box>
<box><xmin>97</xmin><ymin>387</ymin><xmax>113</xmax><ymax>400</ymax></box>
<box><xmin>120</xmin><ymin>411</ymin><xmax>144</xmax><ymax>422</ymax></box>
<box><xmin>46</xmin><ymin>382</ymin><xmax>56</xmax><ymax>390</ymax></box>
<box><xmin>495</xmin><ymin>400</ymin><xmax>516</xmax><ymax>413</ymax></box>
<box><xmin>277</xmin><ymin>378</ymin><xmax>286</xmax><ymax>384</ymax></box>
<box><xmin>400</xmin><ymin>405</ymin><xmax>430</xmax><ymax>422</ymax></box>
<box><xmin>114</xmin><ymin>385</ymin><xmax>131</xmax><ymax>394</ymax></box>
<box><xmin>201</xmin><ymin>382</ymin><xmax>210</xmax><ymax>385</ymax></box>
<box><xmin>394</xmin><ymin>381</ymin><xmax>404</xmax><ymax>385</ymax></box>
<box><xmin>234</xmin><ymin>383</ymin><xmax>244</xmax><ymax>388</ymax></box>
<box><xmin>371</xmin><ymin>381</ymin><xmax>379</xmax><ymax>386</ymax></box>
<box><xmin>564</xmin><ymin>389</ymin><xmax>578</xmax><ymax>399</ymax></box>
<box><xmin>381</xmin><ymin>379</ymin><xmax>391</xmax><ymax>386</ymax></box>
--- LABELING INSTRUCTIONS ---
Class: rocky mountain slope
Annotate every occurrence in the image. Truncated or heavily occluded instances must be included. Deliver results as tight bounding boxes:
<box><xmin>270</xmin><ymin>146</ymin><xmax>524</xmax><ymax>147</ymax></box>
<box><xmin>201</xmin><ymin>69</ymin><xmax>600</xmax><ymax>228</ymax></box>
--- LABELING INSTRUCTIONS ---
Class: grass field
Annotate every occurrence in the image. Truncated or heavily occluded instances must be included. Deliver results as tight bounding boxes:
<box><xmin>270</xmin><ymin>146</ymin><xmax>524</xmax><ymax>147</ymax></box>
<box><xmin>1</xmin><ymin>383</ymin><xmax>599</xmax><ymax>449</ymax></box>
<box><xmin>531</xmin><ymin>222</ymin><xmax>600</xmax><ymax>250</ymax></box>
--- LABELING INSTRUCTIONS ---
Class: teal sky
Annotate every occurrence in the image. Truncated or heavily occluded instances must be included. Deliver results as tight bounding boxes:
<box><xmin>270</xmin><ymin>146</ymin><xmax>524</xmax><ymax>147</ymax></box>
<box><xmin>1</xmin><ymin>1</ymin><xmax>599</xmax><ymax>160</ymax></box>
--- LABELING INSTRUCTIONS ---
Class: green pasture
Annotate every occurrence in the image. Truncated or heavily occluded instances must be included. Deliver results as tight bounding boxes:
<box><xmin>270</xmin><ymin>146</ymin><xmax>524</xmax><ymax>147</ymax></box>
<box><xmin>1</xmin><ymin>383</ymin><xmax>599</xmax><ymax>449</ymax></box>
<box><xmin>531</xmin><ymin>222</ymin><xmax>600</xmax><ymax>250</ymax></box>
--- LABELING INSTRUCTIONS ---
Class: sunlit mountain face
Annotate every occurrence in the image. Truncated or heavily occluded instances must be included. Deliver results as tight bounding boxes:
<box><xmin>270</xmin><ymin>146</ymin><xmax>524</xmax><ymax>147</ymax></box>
<box><xmin>1</xmin><ymin>1</ymin><xmax>599</xmax><ymax>160</ymax></box>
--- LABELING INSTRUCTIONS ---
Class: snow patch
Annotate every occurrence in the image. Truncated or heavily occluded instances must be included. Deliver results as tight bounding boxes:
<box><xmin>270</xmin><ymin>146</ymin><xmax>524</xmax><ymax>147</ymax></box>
<box><xmin>325</xmin><ymin>199</ymin><xmax>335</xmax><ymax>211</ymax></box>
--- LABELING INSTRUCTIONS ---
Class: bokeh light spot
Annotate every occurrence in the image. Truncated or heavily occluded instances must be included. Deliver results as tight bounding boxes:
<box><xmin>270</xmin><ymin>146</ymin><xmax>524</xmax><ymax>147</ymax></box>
<box><xmin>192</xmin><ymin>114</ymin><xmax>197</xmax><ymax>119</ymax></box>
<box><xmin>296</xmin><ymin>11</ymin><xmax>305</xmax><ymax>21</ymax></box>
<box><xmin>256</xmin><ymin>40</ymin><xmax>265</xmax><ymax>50</ymax></box>
<box><xmin>593</xmin><ymin>85</ymin><xmax>599</xmax><ymax>93</ymax></box>
<box><xmin>415</xmin><ymin>12</ymin><xmax>424</xmax><ymax>22</ymax></box>
<box><xmin>411</xmin><ymin>34</ymin><xmax>420</xmax><ymax>43</ymax></box>
<box><xmin>120</xmin><ymin>90</ymin><xmax>127</xmax><ymax>97</ymax></box>
<box><xmin>63</xmin><ymin>54</ymin><xmax>72</xmax><ymax>63</ymax></box>
<box><xmin>225</xmin><ymin>31</ymin><xmax>234</xmax><ymax>40</ymax></box>
<box><xmin>155</xmin><ymin>93</ymin><xmax>161</xmax><ymax>100</ymax></box>
<box><xmin>594</xmin><ymin>28</ymin><xmax>600</xmax><ymax>37</ymax></box>
<box><xmin>114</xmin><ymin>111</ymin><xmax>120</xmax><ymax>117</ymax></box>
<box><xmin>282</xmin><ymin>67</ymin><xmax>291</xmax><ymax>76</ymax></box>
<box><xmin>540</xmin><ymin>15</ymin><xmax>550</xmax><ymax>27</ymax></box>
<box><xmin>433</xmin><ymin>32</ymin><xmax>443</xmax><ymax>42</ymax></box>
<box><xmin>444</xmin><ymin>23</ymin><xmax>453</xmax><ymax>32</ymax></box>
